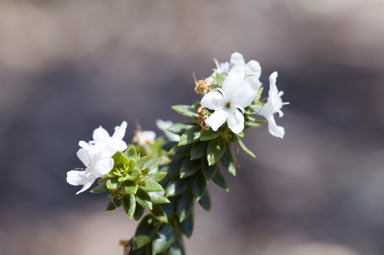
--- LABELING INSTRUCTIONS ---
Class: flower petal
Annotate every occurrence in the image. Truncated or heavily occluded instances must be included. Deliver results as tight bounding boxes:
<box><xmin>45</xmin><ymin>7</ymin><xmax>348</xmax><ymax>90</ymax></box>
<box><xmin>230</xmin><ymin>52</ymin><xmax>245</xmax><ymax>66</ymax></box>
<box><xmin>93</xmin><ymin>126</ymin><xmax>110</xmax><ymax>144</ymax></box>
<box><xmin>227</xmin><ymin>109</ymin><xmax>244</xmax><ymax>134</ymax></box>
<box><xmin>112</xmin><ymin>121</ymin><xmax>127</xmax><ymax>140</ymax></box>
<box><xmin>75</xmin><ymin>179</ymin><xmax>96</xmax><ymax>195</ymax></box>
<box><xmin>223</xmin><ymin>66</ymin><xmax>258</xmax><ymax>108</ymax></box>
<box><xmin>265</xmin><ymin>115</ymin><xmax>285</xmax><ymax>139</ymax></box>
<box><xmin>246</xmin><ymin>60</ymin><xmax>262</xmax><ymax>79</ymax></box>
<box><xmin>201</xmin><ymin>91</ymin><xmax>225</xmax><ymax>110</ymax></box>
<box><xmin>205</xmin><ymin>109</ymin><xmax>229</xmax><ymax>131</ymax></box>
<box><xmin>76</xmin><ymin>148</ymin><xmax>91</xmax><ymax>168</ymax></box>
<box><xmin>66</xmin><ymin>170</ymin><xmax>87</xmax><ymax>186</ymax></box>
<box><xmin>93</xmin><ymin>158</ymin><xmax>114</xmax><ymax>177</ymax></box>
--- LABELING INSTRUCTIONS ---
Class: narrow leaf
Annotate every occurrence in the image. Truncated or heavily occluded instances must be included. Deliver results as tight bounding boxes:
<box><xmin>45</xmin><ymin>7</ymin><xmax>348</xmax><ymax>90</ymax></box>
<box><xmin>122</xmin><ymin>194</ymin><xmax>136</xmax><ymax>218</ymax></box>
<box><xmin>190</xmin><ymin>142</ymin><xmax>206</xmax><ymax>160</ymax></box>
<box><xmin>139</xmin><ymin>179</ymin><xmax>164</xmax><ymax>192</ymax></box>
<box><xmin>201</xmin><ymin>159</ymin><xmax>217</xmax><ymax>180</ymax></box>
<box><xmin>148</xmin><ymin>191</ymin><xmax>170</xmax><ymax>204</ymax></box>
<box><xmin>200</xmin><ymin>129</ymin><xmax>221</xmax><ymax>141</ymax></box>
<box><xmin>152</xmin><ymin>224</ymin><xmax>176</xmax><ymax>254</ymax></box>
<box><xmin>206</xmin><ymin>138</ymin><xmax>226</xmax><ymax>166</ymax></box>
<box><xmin>179</xmin><ymin>159</ymin><xmax>200</xmax><ymax>178</ymax></box>
<box><xmin>171</xmin><ymin>105</ymin><xmax>199</xmax><ymax>118</ymax></box>
<box><xmin>198</xmin><ymin>189</ymin><xmax>211</xmax><ymax>211</ymax></box>
<box><xmin>212</xmin><ymin>168</ymin><xmax>229</xmax><ymax>191</ymax></box>
<box><xmin>191</xmin><ymin>173</ymin><xmax>206</xmax><ymax>200</ymax></box>
<box><xmin>165</xmin><ymin>179</ymin><xmax>190</xmax><ymax>197</ymax></box>
<box><xmin>136</xmin><ymin>189</ymin><xmax>153</xmax><ymax>210</ymax></box>
<box><xmin>177</xmin><ymin>192</ymin><xmax>194</xmax><ymax>223</ymax></box>
<box><xmin>181</xmin><ymin>212</ymin><xmax>194</xmax><ymax>238</ymax></box>
<box><xmin>235</xmin><ymin>137</ymin><xmax>256</xmax><ymax>158</ymax></box>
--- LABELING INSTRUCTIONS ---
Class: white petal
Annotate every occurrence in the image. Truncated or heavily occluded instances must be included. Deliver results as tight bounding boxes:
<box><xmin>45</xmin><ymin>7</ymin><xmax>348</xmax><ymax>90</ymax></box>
<box><xmin>223</xmin><ymin>66</ymin><xmax>258</xmax><ymax>108</ymax></box>
<box><xmin>227</xmin><ymin>109</ymin><xmax>245</xmax><ymax>134</ymax></box>
<box><xmin>246</xmin><ymin>60</ymin><xmax>262</xmax><ymax>78</ymax></box>
<box><xmin>266</xmin><ymin>115</ymin><xmax>285</xmax><ymax>139</ymax></box>
<box><xmin>113</xmin><ymin>121</ymin><xmax>127</xmax><ymax>140</ymax></box>
<box><xmin>93</xmin><ymin>158</ymin><xmax>114</xmax><ymax>177</ymax></box>
<box><xmin>230</xmin><ymin>52</ymin><xmax>245</xmax><ymax>66</ymax></box>
<box><xmin>76</xmin><ymin>148</ymin><xmax>91</xmax><ymax>168</ymax></box>
<box><xmin>78</xmin><ymin>141</ymin><xmax>89</xmax><ymax>149</ymax></box>
<box><xmin>201</xmin><ymin>91</ymin><xmax>225</xmax><ymax>110</ymax></box>
<box><xmin>93</xmin><ymin>126</ymin><xmax>110</xmax><ymax>144</ymax></box>
<box><xmin>110</xmin><ymin>139</ymin><xmax>128</xmax><ymax>152</ymax></box>
<box><xmin>205</xmin><ymin>108</ymin><xmax>229</xmax><ymax>131</ymax></box>
<box><xmin>66</xmin><ymin>170</ymin><xmax>87</xmax><ymax>186</ymax></box>
<box><xmin>75</xmin><ymin>179</ymin><xmax>96</xmax><ymax>195</ymax></box>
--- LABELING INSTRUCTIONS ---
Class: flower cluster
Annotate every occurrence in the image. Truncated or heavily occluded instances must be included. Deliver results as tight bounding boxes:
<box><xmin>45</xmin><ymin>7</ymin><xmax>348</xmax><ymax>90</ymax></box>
<box><xmin>65</xmin><ymin>52</ymin><xmax>290</xmax><ymax>255</ymax></box>
<box><xmin>66</xmin><ymin>121</ymin><xmax>128</xmax><ymax>194</ymax></box>
<box><xmin>204</xmin><ymin>52</ymin><xmax>289</xmax><ymax>138</ymax></box>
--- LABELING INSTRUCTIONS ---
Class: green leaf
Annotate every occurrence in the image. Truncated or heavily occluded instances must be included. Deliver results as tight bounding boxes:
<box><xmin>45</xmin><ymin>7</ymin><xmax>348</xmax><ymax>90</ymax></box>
<box><xmin>148</xmin><ymin>191</ymin><xmax>170</xmax><ymax>204</ymax></box>
<box><xmin>220</xmin><ymin>145</ymin><xmax>236</xmax><ymax>176</ymax></box>
<box><xmin>168</xmin><ymin>239</ymin><xmax>186</xmax><ymax>255</ymax></box>
<box><xmin>171</xmin><ymin>105</ymin><xmax>199</xmax><ymax>118</ymax></box>
<box><xmin>168</xmin><ymin>144</ymin><xmax>192</xmax><ymax>157</ymax></box>
<box><xmin>150</xmin><ymin>170</ymin><xmax>168</xmax><ymax>183</ymax></box>
<box><xmin>113</xmin><ymin>151</ymin><xmax>129</xmax><ymax>166</ymax></box>
<box><xmin>106</xmin><ymin>178</ymin><xmax>119</xmax><ymax>190</ymax></box>
<box><xmin>181</xmin><ymin>212</ymin><xmax>194</xmax><ymax>238</ymax></box>
<box><xmin>200</xmin><ymin>128</ymin><xmax>221</xmax><ymax>141</ymax></box>
<box><xmin>167</xmin><ymin>123</ymin><xmax>195</xmax><ymax>135</ymax></box>
<box><xmin>162</xmin><ymin>202</ymin><xmax>175</xmax><ymax>218</ymax></box>
<box><xmin>190</xmin><ymin>142</ymin><xmax>206</xmax><ymax>160</ymax></box>
<box><xmin>122</xmin><ymin>194</ymin><xmax>136</xmax><ymax>218</ymax></box>
<box><xmin>125</xmin><ymin>145</ymin><xmax>137</xmax><ymax>158</ymax></box>
<box><xmin>126</xmin><ymin>167</ymin><xmax>140</xmax><ymax>181</ymax></box>
<box><xmin>216</xmin><ymin>73</ymin><xmax>226</xmax><ymax>87</ymax></box>
<box><xmin>206</xmin><ymin>139</ymin><xmax>226</xmax><ymax>166</ymax></box>
<box><xmin>90</xmin><ymin>182</ymin><xmax>108</xmax><ymax>193</ymax></box>
<box><xmin>235</xmin><ymin>137</ymin><xmax>256</xmax><ymax>158</ymax></box>
<box><xmin>143</xmin><ymin>158</ymin><xmax>161</xmax><ymax>171</ymax></box>
<box><xmin>134</xmin><ymin>204</ymin><xmax>145</xmax><ymax>221</ymax></box>
<box><xmin>180</xmin><ymin>159</ymin><xmax>200</xmax><ymax>178</ymax></box>
<box><xmin>123</xmin><ymin>181</ymin><xmax>138</xmax><ymax>195</ymax></box>
<box><xmin>201</xmin><ymin>159</ymin><xmax>217</xmax><ymax>180</ymax></box>
<box><xmin>166</xmin><ymin>179</ymin><xmax>190</xmax><ymax>197</ymax></box>
<box><xmin>178</xmin><ymin>128</ymin><xmax>201</xmax><ymax>146</ymax></box>
<box><xmin>133</xmin><ymin>215</ymin><xmax>156</xmax><ymax>250</ymax></box>
<box><xmin>198</xmin><ymin>189</ymin><xmax>211</xmax><ymax>211</ymax></box>
<box><xmin>136</xmin><ymin>156</ymin><xmax>149</xmax><ymax>169</ymax></box>
<box><xmin>152</xmin><ymin>224</ymin><xmax>176</xmax><ymax>254</ymax></box>
<box><xmin>191</xmin><ymin>173</ymin><xmax>207</xmax><ymax>200</ymax></box>
<box><xmin>136</xmin><ymin>189</ymin><xmax>153</xmax><ymax>210</ymax></box>
<box><xmin>152</xmin><ymin>204</ymin><xmax>168</xmax><ymax>223</ymax></box>
<box><xmin>161</xmin><ymin>158</ymin><xmax>183</xmax><ymax>176</ymax></box>
<box><xmin>106</xmin><ymin>197</ymin><xmax>121</xmax><ymax>211</ymax></box>
<box><xmin>177</xmin><ymin>193</ymin><xmax>194</xmax><ymax>223</ymax></box>
<box><xmin>212</xmin><ymin>168</ymin><xmax>229</xmax><ymax>191</ymax></box>
<box><xmin>139</xmin><ymin>179</ymin><xmax>164</xmax><ymax>192</ymax></box>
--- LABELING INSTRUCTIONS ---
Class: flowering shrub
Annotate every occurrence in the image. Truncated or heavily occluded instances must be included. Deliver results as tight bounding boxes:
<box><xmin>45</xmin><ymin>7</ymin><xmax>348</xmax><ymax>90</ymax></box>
<box><xmin>66</xmin><ymin>52</ymin><xmax>289</xmax><ymax>255</ymax></box>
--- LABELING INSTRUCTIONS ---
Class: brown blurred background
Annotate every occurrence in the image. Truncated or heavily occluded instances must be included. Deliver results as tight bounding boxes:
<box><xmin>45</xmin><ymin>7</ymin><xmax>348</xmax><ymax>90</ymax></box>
<box><xmin>1</xmin><ymin>0</ymin><xmax>384</xmax><ymax>254</ymax></box>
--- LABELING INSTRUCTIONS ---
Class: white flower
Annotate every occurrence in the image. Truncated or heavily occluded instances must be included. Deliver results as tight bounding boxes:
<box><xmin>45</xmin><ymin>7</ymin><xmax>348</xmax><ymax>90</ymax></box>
<box><xmin>133</xmin><ymin>130</ymin><xmax>156</xmax><ymax>145</ymax></box>
<box><xmin>257</xmin><ymin>72</ymin><xmax>289</xmax><ymax>138</ymax></box>
<box><xmin>201</xmin><ymin>66</ymin><xmax>259</xmax><ymax>134</ymax></box>
<box><xmin>156</xmin><ymin>119</ymin><xmax>180</xmax><ymax>142</ymax></box>
<box><xmin>66</xmin><ymin>121</ymin><xmax>128</xmax><ymax>194</ymax></box>
<box><xmin>213</xmin><ymin>52</ymin><xmax>262</xmax><ymax>81</ymax></box>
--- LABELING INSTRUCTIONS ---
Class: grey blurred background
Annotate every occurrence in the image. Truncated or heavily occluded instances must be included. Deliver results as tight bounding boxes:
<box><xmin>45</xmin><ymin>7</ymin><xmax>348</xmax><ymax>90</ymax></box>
<box><xmin>1</xmin><ymin>0</ymin><xmax>384</xmax><ymax>254</ymax></box>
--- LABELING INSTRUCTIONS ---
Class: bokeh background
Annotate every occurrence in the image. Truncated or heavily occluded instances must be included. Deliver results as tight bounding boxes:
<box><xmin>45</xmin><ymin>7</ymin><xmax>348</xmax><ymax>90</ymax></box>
<box><xmin>1</xmin><ymin>0</ymin><xmax>384</xmax><ymax>254</ymax></box>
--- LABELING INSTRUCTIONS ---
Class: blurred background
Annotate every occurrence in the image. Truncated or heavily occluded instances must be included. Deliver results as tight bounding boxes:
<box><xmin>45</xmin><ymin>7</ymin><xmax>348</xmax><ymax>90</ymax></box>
<box><xmin>1</xmin><ymin>0</ymin><xmax>384</xmax><ymax>254</ymax></box>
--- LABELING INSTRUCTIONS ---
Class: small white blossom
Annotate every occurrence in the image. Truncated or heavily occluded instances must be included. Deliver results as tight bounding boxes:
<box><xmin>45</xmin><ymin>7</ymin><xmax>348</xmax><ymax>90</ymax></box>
<box><xmin>213</xmin><ymin>52</ymin><xmax>262</xmax><ymax>83</ymax></box>
<box><xmin>201</xmin><ymin>66</ymin><xmax>259</xmax><ymax>134</ymax></box>
<box><xmin>133</xmin><ymin>130</ymin><xmax>156</xmax><ymax>145</ymax></box>
<box><xmin>156</xmin><ymin>119</ymin><xmax>180</xmax><ymax>142</ymax></box>
<box><xmin>66</xmin><ymin>121</ymin><xmax>128</xmax><ymax>194</ymax></box>
<box><xmin>258</xmin><ymin>72</ymin><xmax>289</xmax><ymax>138</ymax></box>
